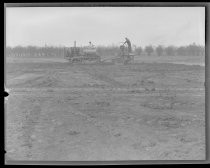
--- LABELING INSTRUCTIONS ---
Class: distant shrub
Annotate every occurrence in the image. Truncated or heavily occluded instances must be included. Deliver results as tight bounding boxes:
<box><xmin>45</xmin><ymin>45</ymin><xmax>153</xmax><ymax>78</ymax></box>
<box><xmin>144</xmin><ymin>45</ymin><xmax>154</xmax><ymax>56</ymax></box>
<box><xmin>156</xmin><ymin>45</ymin><xmax>164</xmax><ymax>56</ymax></box>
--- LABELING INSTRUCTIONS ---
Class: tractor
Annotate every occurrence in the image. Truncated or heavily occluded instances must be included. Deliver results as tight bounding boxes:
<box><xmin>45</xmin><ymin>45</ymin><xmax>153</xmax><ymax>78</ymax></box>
<box><xmin>64</xmin><ymin>41</ymin><xmax>101</xmax><ymax>64</ymax></box>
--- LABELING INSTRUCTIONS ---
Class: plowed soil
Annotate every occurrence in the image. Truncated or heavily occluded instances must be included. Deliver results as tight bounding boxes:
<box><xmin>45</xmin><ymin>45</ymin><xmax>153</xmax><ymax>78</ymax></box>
<box><xmin>5</xmin><ymin>56</ymin><xmax>205</xmax><ymax>161</ymax></box>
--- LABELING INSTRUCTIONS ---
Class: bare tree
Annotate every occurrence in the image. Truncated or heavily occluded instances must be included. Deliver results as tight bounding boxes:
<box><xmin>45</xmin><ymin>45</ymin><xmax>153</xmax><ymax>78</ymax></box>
<box><xmin>165</xmin><ymin>46</ymin><xmax>176</xmax><ymax>56</ymax></box>
<box><xmin>135</xmin><ymin>46</ymin><xmax>143</xmax><ymax>56</ymax></box>
<box><xmin>145</xmin><ymin>45</ymin><xmax>154</xmax><ymax>56</ymax></box>
<box><xmin>156</xmin><ymin>45</ymin><xmax>164</xmax><ymax>56</ymax></box>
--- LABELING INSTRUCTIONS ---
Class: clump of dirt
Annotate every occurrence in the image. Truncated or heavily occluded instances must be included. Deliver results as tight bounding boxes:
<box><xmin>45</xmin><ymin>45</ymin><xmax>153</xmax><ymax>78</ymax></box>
<box><xmin>179</xmin><ymin>136</ymin><xmax>198</xmax><ymax>143</ymax></box>
<box><xmin>70</xmin><ymin>98</ymin><xmax>113</xmax><ymax>119</ymax></box>
<box><xmin>132</xmin><ymin>140</ymin><xmax>157</xmax><ymax>150</ymax></box>
<box><xmin>141</xmin><ymin>90</ymin><xmax>178</xmax><ymax>110</ymax></box>
<box><xmin>67</xmin><ymin>130</ymin><xmax>80</xmax><ymax>136</ymax></box>
<box><xmin>82</xmin><ymin>83</ymin><xmax>107</xmax><ymax>88</ymax></box>
<box><xmin>157</xmin><ymin>116</ymin><xmax>184</xmax><ymax>128</ymax></box>
<box><xmin>113</xmin><ymin>133</ymin><xmax>122</xmax><ymax>137</ymax></box>
<box><xmin>127</xmin><ymin>90</ymin><xmax>144</xmax><ymax>94</ymax></box>
<box><xmin>142</xmin><ymin>115</ymin><xmax>192</xmax><ymax>129</ymax></box>
<box><xmin>84</xmin><ymin>100</ymin><xmax>112</xmax><ymax>115</ymax></box>
<box><xmin>130</xmin><ymin>79</ymin><xmax>156</xmax><ymax>91</ymax></box>
<box><xmin>33</xmin><ymin>75</ymin><xmax>60</xmax><ymax>87</ymax></box>
<box><xmin>94</xmin><ymin>101</ymin><xmax>110</xmax><ymax>107</ymax></box>
<box><xmin>64</xmin><ymin>96</ymin><xmax>78</xmax><ymax>102</ymax></box>
<box><xmin>142</xmin><ymin>97</ymin><xmax>176</xmax><ymax>110</ymax></box>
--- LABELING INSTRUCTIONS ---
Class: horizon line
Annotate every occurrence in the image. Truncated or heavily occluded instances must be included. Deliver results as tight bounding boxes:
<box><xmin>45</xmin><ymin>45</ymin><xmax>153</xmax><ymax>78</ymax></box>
<box><xmin>5</xmin><ymin>43</ymin><xmax>205</xmax><ymax>48</ymax></box>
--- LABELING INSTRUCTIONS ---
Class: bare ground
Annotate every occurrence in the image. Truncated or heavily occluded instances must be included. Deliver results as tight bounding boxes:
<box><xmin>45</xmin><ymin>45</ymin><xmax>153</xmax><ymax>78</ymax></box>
<box><xmin>5</xmin><ymin>57</ymin><xmax>205</xmax><ymax>161</ymax></box>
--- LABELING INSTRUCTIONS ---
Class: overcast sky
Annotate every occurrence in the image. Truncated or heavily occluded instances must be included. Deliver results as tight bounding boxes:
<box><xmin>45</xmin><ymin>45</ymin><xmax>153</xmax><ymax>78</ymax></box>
<box><xmin>6</xmin><ymin>7</ymin><xmax>205</xmax><ymax>47</ymax></box>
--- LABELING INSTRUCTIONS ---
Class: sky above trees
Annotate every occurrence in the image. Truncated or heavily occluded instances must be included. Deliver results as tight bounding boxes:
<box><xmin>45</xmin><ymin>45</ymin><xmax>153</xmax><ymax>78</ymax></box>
<box><xmin>6</xmin><ymin>7</ymin><xmax>205</xmax><ymax>47</ymax></box>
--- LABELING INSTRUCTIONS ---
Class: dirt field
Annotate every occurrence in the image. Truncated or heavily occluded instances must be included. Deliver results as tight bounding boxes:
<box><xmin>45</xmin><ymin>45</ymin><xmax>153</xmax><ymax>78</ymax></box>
<box><xmin>5</xmin><ymin>56</ymin><xmax>205</xmax><ymax>161</ymax></box>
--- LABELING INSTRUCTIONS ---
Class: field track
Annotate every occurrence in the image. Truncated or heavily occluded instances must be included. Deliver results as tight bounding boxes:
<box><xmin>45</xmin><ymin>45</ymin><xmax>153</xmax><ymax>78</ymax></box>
<box><xmin>6</xmin><ymin>56</ymin><xmax>205</xmax><ymax>161</ymax></box>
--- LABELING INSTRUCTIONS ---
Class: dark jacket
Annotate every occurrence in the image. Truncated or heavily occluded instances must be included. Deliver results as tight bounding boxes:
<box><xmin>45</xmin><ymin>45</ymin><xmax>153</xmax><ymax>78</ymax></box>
<box><xmin>124</xmin><ymin>38</ymin><xmax>132</xmax><ymax>53</ymax></box>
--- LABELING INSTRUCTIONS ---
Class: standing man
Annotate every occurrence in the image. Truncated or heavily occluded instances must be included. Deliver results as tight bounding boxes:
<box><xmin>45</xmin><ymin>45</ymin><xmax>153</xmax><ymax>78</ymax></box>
<box><xmin>89</xmin><ymin>41</ymin><xmax>94</xmax><ymax>48</ymax></box>
<box><xmin>124</xmin><ymin>37</ymin><xmax>132</xmax><ymax>53</ymax></box>
<box><xmin>89</xmin><ymin>41</ymin><xmax>92</xmax><ymax>47</ymax></box>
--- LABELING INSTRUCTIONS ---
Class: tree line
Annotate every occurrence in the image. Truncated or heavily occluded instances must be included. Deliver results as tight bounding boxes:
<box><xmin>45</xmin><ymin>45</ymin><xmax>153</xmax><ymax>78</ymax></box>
<box><xmin>6</xmin><ymin>43</ymin><xmax>205</xmax><ymax>57</ymax></box>
<box><xmin>135</xmin><ymin>43</ymin><xmax>205</xmax><ymax>56</ymax></box>
<box><xmin>6</xmin><ymin>45</ymin><xmax>66</xmax><ymax>57</ymax></box>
